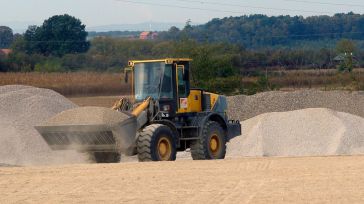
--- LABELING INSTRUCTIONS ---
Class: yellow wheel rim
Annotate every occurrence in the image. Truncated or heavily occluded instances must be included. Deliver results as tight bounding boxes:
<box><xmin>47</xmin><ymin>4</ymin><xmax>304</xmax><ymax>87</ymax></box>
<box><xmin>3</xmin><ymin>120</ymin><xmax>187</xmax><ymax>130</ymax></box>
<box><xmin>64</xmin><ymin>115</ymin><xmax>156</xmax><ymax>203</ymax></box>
<box><xmin>158</xmin><ymin>136</ymin><xmax>172</xmax><ymax>161</ymax></box>
<box><xmin>209</xmin><ymin>134</ymin><xmax>220</xmax><ymax>156</ymax></box>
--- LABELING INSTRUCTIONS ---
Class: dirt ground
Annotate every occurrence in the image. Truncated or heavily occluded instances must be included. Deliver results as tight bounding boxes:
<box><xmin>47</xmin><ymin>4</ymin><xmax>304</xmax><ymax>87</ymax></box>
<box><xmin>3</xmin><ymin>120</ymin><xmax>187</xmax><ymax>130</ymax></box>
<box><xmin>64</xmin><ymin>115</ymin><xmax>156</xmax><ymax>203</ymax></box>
<box><xmin>34</xmin><ymin>96</ymin><xmax>364</xmax><ymax>203</ymax></box>
<box><xmin>1</xmin><ymin>156</ymin><xmax>364</xmax><ymax>204</ymax></box>
<box><xmin>69</xmin><ymin>95</ymin><xmax>120</xmax><ymax>107</ymax></box>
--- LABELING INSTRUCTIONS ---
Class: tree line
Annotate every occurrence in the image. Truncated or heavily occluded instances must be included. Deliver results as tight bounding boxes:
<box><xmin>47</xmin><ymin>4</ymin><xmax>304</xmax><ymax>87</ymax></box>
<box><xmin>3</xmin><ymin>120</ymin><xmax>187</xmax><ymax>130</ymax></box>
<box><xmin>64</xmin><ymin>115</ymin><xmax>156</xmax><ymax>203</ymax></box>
<box><xmin>0</xmin><ymin>13</ymin><xmax>363</xmax><ymax>94</ymax></box>
<box><xmin>160</xmin><ymin>12</ymin><xmax>364</xmax><ymax>49</ymax></box>
<box><xmin>3</xmin><ymin>35</ymin><xmax>360</xmax><ymax>71</ymax></box>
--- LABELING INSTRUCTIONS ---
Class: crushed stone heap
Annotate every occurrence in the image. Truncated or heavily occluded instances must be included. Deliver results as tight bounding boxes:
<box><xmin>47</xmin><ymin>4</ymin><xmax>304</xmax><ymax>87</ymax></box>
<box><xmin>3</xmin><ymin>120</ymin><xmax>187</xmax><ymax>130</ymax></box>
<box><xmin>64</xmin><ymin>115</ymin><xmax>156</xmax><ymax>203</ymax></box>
<box><xmin>0</xmin><ymin>85</ymin><xmax>87</xmax><ymax>166</ymax></box>
<box><xmin>228</xmin><ymin>90</ymin><xmax>364</xmax><ymax>121</ymax></box>
<box><xmin>227</xmin><ymin>108</ymin><xmax>364</xmax><ymax>157</ymax></box>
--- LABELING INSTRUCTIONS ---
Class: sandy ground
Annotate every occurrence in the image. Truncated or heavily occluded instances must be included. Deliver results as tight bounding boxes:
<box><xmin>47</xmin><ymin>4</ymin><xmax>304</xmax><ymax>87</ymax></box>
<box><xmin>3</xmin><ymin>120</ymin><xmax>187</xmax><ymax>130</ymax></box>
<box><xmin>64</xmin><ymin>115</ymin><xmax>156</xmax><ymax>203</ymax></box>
<box><xmin>1</xmin><ymin>156</ymin><xmax>364</xmax><ymax>204</ymax></box>
<box><xmin>69</xmin><ymin>95</ymin><xmax>120</xmax><ymax>107</ymax></box>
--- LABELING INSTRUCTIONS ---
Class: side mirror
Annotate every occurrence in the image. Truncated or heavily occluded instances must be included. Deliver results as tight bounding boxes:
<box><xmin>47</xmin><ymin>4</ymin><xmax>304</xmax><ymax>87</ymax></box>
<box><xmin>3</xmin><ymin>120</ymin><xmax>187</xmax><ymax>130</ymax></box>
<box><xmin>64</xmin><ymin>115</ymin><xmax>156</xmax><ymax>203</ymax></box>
<box><xmin>124</xmin><ymin>67</ymin><xmax>132</xmax><ymax>84</ymax></box>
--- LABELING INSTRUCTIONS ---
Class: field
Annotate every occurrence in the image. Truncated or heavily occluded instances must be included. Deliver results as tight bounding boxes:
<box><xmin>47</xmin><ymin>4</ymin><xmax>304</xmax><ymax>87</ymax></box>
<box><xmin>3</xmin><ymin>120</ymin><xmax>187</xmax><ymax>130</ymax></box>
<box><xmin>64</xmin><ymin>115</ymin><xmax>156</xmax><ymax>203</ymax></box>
<box><xmin>69</xmin><ymin>95</ymin><xmax>120</xmax><ymax>107</ymax></box>
<box><xmin>269</xmin><ymin>68</ymin><xmax>364</xmax><ymax>90</ymax></box>
<box><xmin>1</xmin><ymin>156</ymin><xmax>364</xmax><ymax>203</ymax></box>
<box><xmin>0</xmin><ymin>72</ymin><xmax>130</xmax><ymax>96</ymax></box>
<box><xmin>1</xmin><ymin>71</ymin><xmax>364</xmax><ymax>203</ymax></box>
<box><xmin>0</xmin><ymin>69</ymin><xmax>363</xmax><ymax>97</ymax></box>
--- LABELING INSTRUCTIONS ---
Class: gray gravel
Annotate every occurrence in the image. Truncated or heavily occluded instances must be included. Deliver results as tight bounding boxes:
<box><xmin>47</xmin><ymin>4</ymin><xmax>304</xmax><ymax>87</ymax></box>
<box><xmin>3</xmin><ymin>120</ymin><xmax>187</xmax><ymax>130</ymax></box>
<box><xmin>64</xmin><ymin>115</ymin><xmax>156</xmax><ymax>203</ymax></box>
<box><xmin>227</xmin><ymin>108</ymin><xmax>364</xmax><ymax>157</ymax></box>
<box><xmin>43</xmin><ymin>106</ymin><xmax>136</xmax><ymax>154</ymax></box>
<box><xmin>0</xmin><ymin>85</ymin><xmax>87</xmax><ymax>166</ymax></box>
<box><xmin>226</xmin><ymin>90</ymin><xmax>364</xmax><ymax>158</ymax></box>
<box><xmin>227</xmin><ymin>90</ymin><xmax>364</xmax><ymax>121</ymax></box>
<box><xmin>2</xmin><ymin>86</ymin><xmax>364</xmax><ymax>165</ymax></box>
<box><xmin>45</xmin><ymin>106</ymin><xmax>130</xmax><ymax>126</ymax></box>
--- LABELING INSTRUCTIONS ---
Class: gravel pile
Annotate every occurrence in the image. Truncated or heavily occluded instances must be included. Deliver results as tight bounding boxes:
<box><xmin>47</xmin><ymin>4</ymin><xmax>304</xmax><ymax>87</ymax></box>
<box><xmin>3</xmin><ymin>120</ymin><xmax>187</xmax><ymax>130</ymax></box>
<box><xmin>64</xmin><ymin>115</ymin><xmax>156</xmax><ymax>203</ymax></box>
<box><xmin>227</xmin><ymin>108</ymin><xmax>364</xmax><ymax>157</ymax></box>
<box><xmin>2</xmin><ymin>86</ymin><xmax>364</xmax><ymax>164</ymax></box>
<box><xmin>45</xmin><ymin>106</ymin><xmax>130</xmax><ymax>126</ymax></box>
<box><xmin>43</xmin><ymin>106</ymin><xmax>135</xmax><ymax>153</ymax></box>
<box><xmin>0</xmin><ymin>85</ymin><xmax>87</xmax><ymax>166</ymax></box>
<box><xmin>227</xmin><ymin>90</ymin><xmax>364</xmax><ymax>121</ymax></box>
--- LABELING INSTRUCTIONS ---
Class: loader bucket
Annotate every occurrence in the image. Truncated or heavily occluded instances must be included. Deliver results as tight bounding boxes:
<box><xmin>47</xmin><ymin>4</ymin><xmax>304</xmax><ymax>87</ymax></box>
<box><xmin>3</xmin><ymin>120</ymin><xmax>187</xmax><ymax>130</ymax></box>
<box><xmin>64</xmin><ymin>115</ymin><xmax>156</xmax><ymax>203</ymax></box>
<box><xmin>35</xmin><ymin>107</ymin><xmax>137</xmax><ymax>153</ymax></box>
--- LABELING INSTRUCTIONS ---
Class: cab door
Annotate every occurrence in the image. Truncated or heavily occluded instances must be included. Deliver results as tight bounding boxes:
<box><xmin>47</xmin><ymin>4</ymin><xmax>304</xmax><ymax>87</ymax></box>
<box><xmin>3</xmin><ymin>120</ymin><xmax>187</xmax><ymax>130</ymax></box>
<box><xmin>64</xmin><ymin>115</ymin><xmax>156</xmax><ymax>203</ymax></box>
<box><xmin>176</xmin><ymin>64</ymin><xmax>202</xmax><ymax>113</ymax></box>
<box><xmin>176</xmin><ymin>65</ymin><xmax>188</xmax><ymax>110</ymax></box>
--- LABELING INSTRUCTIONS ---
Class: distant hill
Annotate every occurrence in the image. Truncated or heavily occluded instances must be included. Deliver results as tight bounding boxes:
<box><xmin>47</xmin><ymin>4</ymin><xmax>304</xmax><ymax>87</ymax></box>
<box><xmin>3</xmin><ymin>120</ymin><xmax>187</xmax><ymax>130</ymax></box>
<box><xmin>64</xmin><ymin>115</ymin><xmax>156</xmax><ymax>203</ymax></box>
<box><xmin>87</xmin><ymin>22</ymin><xmax>186</xmax><ymax>32</ymax></box>
<box><xmin>159</xmin><ymin>12</ymin><xmax>364</xmax><ymax>49</ymax></box>
<box><xmin>0</xmin><ymin>21</ymin><xmax>39</xmax><ymax>34</ymax></box>
<box><xmin>87</xmin><ymin>31</ymin><xmax>141</xmax><ymax>39</ymax></box>
<box><xmin>1</xmin><ymin>21</ymin><xmax>188</xmax><ymax>34</ymax></box>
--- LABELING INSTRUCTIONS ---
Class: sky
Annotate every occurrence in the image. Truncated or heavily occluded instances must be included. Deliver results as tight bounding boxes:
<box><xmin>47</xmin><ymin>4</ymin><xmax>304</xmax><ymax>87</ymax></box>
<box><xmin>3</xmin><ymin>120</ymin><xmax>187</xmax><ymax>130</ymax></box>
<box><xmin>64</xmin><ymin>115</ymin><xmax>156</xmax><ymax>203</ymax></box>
<box><xmin>1</xmin><ymin>0</ymin><xmax>364</xmax><ymax>30</ymax></box>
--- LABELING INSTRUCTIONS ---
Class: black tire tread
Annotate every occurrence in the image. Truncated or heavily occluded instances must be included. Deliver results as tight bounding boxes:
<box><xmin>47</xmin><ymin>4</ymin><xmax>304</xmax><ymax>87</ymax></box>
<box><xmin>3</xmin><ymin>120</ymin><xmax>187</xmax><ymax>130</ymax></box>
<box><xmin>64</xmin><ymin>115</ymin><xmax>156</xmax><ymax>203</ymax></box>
<box><xmin>137</xmin><ymin>124</ymin><xmax>176</xmax><ymax>162</ymax></box>
<box><xmin>190</xmin><ymin>121</ymin><xmax>226</xmax><ymax>160</ymax></box>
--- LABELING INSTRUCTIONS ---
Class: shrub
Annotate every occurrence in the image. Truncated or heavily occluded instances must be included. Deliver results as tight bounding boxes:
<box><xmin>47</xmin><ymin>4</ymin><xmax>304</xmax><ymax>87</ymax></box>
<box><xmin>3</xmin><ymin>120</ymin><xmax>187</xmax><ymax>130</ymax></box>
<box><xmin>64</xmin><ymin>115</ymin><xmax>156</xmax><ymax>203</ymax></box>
<box><xmin>34</xmin><ymin>59</ymin><xmax>65</xmax><ymax>72</ymax></box>
<box><xmin>202</xmin><ymin>76</ymin><xmax>242</xmax><ymax>95</ymax></box>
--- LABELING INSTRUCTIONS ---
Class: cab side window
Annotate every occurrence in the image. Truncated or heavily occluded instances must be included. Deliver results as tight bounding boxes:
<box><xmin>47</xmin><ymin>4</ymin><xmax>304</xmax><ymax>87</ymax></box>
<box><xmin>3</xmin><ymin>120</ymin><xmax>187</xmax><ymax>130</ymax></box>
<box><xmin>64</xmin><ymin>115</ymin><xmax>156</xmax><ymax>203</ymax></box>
<box><xmin>160</xmin><ymin>65</ymin><xmax>173</xmax><ymax>99</ymax></box>
<box><xmin>177</xmin><ymin>66</ymin><xmax>187</xmax><ymax>98</ymax></box>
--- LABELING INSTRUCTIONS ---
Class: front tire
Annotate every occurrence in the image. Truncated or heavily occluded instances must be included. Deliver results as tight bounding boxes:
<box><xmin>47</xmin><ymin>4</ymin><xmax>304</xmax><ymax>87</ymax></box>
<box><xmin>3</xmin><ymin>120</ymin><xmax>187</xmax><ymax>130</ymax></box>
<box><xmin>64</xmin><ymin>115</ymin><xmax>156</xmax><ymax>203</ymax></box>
<box><xmin>137</xmin><ymin>124</ymin><xmax>177</xmax><ymax>162</ymax></box>
<box><xmin>191</xmin><ymin>121</ymin><xmax>226</xmax><ymax>160</ymax></box>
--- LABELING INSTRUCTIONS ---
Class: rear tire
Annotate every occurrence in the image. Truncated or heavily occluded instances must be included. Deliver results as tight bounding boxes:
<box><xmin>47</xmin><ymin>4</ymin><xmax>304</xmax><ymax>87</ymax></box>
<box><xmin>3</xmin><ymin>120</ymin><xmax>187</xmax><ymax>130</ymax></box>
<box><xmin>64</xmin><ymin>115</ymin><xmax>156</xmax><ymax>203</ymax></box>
<box><xmin>137</xmin><ymin>124</ymin><xmax>177</xmax><ymax>162</ymax></box>
<box><xmin>190</xmin><ymin>121</ymin><xmax>226</xmax><ymax>160</ymax></box>
<box><xmin>92</xmin><ymin>152</ymin><xmax>121</xmax><ymax>163</ymax></box>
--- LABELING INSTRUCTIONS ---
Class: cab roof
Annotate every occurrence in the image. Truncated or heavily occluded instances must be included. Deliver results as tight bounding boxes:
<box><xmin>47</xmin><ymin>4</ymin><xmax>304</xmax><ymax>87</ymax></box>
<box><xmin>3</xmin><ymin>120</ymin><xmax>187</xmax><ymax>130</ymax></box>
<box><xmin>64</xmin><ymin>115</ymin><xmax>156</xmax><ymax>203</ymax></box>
<box><xmin>128</xmin><ymin>58</ymin><xmax>192</xmax><ymax>66</ymax></box>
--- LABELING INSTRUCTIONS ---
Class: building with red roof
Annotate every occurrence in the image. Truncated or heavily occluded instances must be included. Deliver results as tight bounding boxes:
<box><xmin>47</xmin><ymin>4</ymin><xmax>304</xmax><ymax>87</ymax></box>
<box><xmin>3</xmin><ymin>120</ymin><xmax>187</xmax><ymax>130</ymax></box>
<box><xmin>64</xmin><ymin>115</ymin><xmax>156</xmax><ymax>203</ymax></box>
<box><xmin>139</xmin><ymin>31</ymin><xmax>158</xmax><ymax>40</ymax></box>
<box><xmin>0</xmin><ymin>49</ymin><xmax>12</xmax><ymax>57</ymax></box>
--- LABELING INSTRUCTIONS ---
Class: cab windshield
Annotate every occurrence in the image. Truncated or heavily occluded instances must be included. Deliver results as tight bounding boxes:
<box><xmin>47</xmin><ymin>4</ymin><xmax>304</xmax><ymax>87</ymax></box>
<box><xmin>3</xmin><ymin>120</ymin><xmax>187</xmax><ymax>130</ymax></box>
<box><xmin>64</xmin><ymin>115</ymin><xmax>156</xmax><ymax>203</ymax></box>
<box><xmin>134</xmin><ymin>62</ymin><xmax>173</xmax><ymax>101</ymax></box>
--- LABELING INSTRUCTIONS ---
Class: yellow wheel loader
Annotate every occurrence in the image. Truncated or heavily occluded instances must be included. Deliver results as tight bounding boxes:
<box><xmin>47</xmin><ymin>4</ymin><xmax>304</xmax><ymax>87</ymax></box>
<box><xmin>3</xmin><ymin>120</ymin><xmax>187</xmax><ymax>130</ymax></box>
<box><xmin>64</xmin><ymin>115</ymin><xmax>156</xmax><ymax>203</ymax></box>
<box><xmin>35</xmin><ymin>59</ymin><xmax>241</xmax><ymax>162</ymax></box>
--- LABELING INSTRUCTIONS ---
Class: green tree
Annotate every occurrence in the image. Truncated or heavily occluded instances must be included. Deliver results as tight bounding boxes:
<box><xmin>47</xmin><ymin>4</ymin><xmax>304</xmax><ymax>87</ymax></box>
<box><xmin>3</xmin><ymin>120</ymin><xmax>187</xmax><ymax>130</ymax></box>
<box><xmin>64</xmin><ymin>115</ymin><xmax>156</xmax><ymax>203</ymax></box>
<box><xmin>160</xmin><ymin>13</ymin><xmax>364</xmax><ymax>49</ymax></box>
<box><xmin>336</xmin><ymin>39</ymin><xmax>356</xmax><ymax>72</ymax></box>
<box><xmin>24</xmin><ymin>14</ymin><xmax>90</xmax><ymax>56</ymax></box>
<box><xmin>184</xmin><ymin>19</ymin><xmax>192</xmax><ymax>31</ymax></box>
<box><xmin>336</xmin><ymin>39</ymin><xmax>356</xmax><ymax>54</ymax></box>
<box><xmin>23</xmin><ymin>25</ymin><xmax>42</xmax><ymax>54</ymax></box>
<box><xmin>0</xmin><ymin>26</ymin><xmax>13</xmax><ymax>48</ymax></box>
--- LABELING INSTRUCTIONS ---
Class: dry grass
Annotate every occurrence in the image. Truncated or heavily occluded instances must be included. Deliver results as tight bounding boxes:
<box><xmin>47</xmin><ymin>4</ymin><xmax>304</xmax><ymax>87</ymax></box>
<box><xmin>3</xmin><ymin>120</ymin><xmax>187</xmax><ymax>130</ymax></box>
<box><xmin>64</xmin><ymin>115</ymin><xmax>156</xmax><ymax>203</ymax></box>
<box><xmin>241</xmin><ymin>68</ymin><xmax>364</xmax><ymax>91</ymax></box>
<box><xmin>0</xmin><ymin>69</ymin><xmax>362</xmax><ymax>96</ymax></box>
<box><xmin>268</xmin><ymin>69</ymin><xmax>364</xmax><ymax>90</ymax></box>
<box><xmin>0</xmin><ymin>72</ymin><xmax>130</xmax><ymax>96</ymax></box>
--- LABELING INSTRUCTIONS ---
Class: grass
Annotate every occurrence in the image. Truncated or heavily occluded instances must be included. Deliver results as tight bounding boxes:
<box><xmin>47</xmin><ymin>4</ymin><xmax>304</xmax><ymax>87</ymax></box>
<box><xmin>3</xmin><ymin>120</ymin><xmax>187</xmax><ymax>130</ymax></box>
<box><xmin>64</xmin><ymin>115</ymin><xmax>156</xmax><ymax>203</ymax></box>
<box><xmin>0</xmin><ymin>69</ymin><xmax>362</xmax><ymax>96</ymax></box>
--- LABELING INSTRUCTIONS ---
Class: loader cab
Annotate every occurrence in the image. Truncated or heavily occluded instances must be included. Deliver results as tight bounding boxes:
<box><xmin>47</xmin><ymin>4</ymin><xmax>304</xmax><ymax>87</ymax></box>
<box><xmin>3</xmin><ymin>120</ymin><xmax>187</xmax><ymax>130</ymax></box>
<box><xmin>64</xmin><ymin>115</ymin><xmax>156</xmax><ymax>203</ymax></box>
<box><xmin>126</xmin><ymin>59</ymin><xmax>192</xmax><ymax>117</ymax></box>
